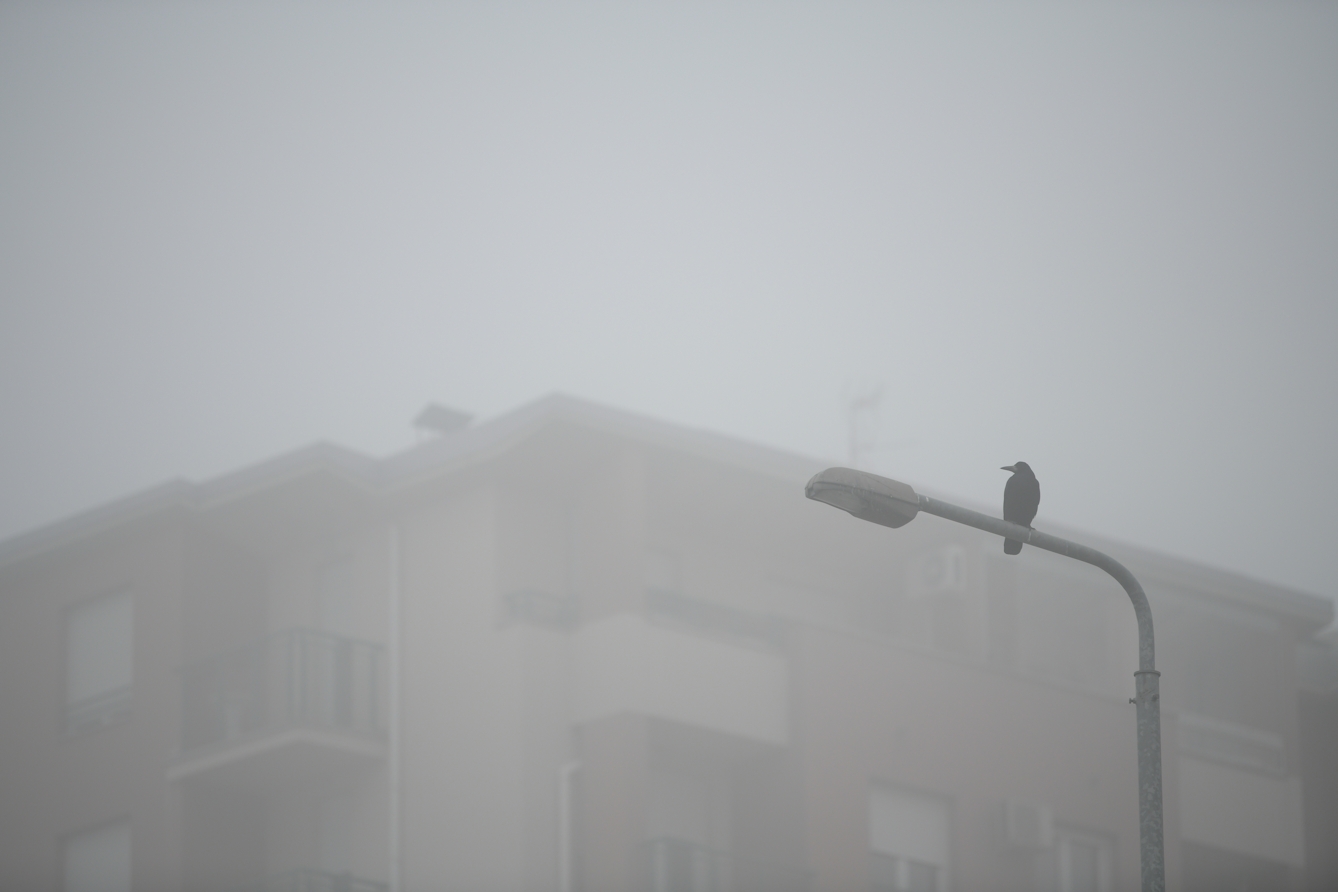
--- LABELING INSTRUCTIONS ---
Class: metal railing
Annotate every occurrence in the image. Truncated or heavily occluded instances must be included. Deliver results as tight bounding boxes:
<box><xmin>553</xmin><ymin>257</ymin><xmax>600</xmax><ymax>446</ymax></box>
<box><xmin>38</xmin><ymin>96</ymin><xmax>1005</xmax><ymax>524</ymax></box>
<box><xmin>258</xmin><ymin>869</ymin><xmax>388</xmax><ymax>892</ymax></box>
<box><xmin>645</xmin><ymin>589</ymin><xmax>785</xmax><ymax>649</ymax></box>
<box><xmin>1179</xmin><ymin>711</ymin><xmax>1287</xmax><ymax>775</ymax></box>
<box><xmin>642</xmin><ymin>838</ymin><xmax>810</xmax><ymax>892</ymax></box>
<box><xmin>181</xmin><ymin>629</ymin><xmax>386</xmax><ymax>752</ymax></box>
<box><xmin>65</xmin><ymin>684</ymin><xmax>132</xmax><ymax>734</ymax></box>
<box><xmin>645</xmin><ymin>838</ymin><xmax>732</xmax><ymax>892</ymax></box>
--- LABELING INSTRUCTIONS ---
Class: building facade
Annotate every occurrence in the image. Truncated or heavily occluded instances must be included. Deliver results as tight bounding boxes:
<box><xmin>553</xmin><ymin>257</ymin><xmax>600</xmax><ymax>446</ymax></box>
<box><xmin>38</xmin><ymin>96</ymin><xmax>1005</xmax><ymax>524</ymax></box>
<box><xmin>0</xmin><ymin>396</ymin><xmax>1332</xmax><ymax>892</ymax></box>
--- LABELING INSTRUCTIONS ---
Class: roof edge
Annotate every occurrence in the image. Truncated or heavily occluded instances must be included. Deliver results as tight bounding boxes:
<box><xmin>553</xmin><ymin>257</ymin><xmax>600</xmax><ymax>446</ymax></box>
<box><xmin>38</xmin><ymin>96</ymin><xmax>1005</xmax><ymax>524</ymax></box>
<box><xmin>0</xmin><ymin>480</ymin><xmax>197</xmax><ymax>569</ymax></box>
<box><xmin>0</xmin><ymin>393</ymin><xmax>1330</xmax><ymax>633</ymax></box>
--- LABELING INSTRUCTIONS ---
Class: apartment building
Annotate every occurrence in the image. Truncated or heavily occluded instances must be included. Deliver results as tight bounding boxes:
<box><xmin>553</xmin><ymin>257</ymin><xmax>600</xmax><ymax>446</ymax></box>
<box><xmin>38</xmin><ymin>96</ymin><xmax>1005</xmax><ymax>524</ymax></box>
<box><xmin>0</xmin><ymin>395</ymin><xmax>1331</xmax><ymax>892</ymax></box>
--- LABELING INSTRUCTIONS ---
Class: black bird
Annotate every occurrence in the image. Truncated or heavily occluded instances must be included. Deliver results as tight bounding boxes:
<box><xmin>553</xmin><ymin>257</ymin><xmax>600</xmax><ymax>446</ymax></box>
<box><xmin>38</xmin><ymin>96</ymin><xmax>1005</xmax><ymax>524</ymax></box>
<box><xmin>1001</xmin><ymin>462</ymin><xmax>1040</xmax><ymax>555</ymax></box>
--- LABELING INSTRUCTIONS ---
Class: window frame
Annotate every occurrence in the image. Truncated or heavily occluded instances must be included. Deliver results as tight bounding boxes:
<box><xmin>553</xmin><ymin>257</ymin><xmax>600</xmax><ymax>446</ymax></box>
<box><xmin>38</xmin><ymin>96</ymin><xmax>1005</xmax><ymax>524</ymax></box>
<box><xmin>62</xmin><ymin>588</ymin><xmax>134</xmax><ymax>735</ymax></box>
<box><xmin>868</xmin><ymin>782</ymin><xmax>951</xmax><ymax>892</ymax></box>
<box><xmin>61</xmin><ymin>817</ymin><xmax>132</xmax><ymax>892</ymax></box>
<box><xmin>1056</xmin><ymin>826</ymin><xmax>1113</xmax><ymax>892</ymax></box>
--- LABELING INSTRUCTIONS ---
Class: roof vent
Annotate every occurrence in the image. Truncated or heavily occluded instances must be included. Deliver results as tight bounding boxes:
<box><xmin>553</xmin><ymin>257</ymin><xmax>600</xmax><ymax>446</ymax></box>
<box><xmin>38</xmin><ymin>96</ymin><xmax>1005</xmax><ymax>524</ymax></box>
<box><xmin>414</xmin><ymin>403</ymin><xmax>473</xmax><ymax>436</ymax></box>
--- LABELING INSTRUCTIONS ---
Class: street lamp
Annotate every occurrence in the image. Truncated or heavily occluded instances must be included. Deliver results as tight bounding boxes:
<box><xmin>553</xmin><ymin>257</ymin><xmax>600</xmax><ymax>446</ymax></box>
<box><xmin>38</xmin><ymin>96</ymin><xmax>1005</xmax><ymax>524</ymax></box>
<box><xmin>806</xmin><ymin>467</ymin><xmax>1164</xmax><ymax>892</ymax></box>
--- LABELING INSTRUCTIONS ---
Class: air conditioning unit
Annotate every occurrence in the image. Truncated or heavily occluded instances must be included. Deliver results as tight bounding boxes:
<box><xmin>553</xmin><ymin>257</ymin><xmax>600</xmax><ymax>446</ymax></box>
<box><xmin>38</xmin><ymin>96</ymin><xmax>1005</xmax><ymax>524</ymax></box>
<box><xmin>1003</xmin><ymin>799</ymin><xmax>1054</xmax><ymax>849</ymax></box>
<box><xmin>923</xmin><ymin>546</ymin><xmax>967</xmax><ymax>593</ymax></box>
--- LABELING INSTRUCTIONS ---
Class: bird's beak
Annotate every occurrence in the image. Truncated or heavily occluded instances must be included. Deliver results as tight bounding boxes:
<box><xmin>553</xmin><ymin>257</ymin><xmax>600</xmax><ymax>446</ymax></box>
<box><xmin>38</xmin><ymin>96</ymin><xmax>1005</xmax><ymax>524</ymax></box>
<box><xmin>1001</xmin><ymin>465</ymin><xmax>1015</xmax><ymax>472</ymax></box>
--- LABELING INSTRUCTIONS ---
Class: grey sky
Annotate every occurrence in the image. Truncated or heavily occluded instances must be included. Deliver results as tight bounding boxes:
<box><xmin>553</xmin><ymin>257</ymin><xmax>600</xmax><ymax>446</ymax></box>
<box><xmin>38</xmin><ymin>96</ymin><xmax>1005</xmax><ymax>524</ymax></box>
<box><xmin>2</xmin><ymin>2</ymin><xmax>1336</xmax><ymax>609</ymax></box>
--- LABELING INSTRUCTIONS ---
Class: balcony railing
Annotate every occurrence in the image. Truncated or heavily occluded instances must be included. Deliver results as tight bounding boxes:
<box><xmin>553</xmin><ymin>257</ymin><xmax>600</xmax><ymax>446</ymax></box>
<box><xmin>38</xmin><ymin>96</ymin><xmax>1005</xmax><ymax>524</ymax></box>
<box><xmin>256</xmin><ymin>869</ymin><xmax>388</xmax><ymax>892</ymax></box>
<box><xmin>65</xmin><ymin>684</ymin><xmax>132</xmax><ymax>735</ymax></box>
<box><xmin>645</xmin><ymin>838</ymin><xmax>732</xmax><ymax>892</ymax></box>
<box><xmin>181</xmin><ymin>629</ymin><xmax>386</xmax><ymax>753</ymax></box>
<box><xmin>641</xmin><ymin>838</ymin><xmax>810</xmax><ymax>892</ymax></box>
<box><xmin>1178</xmin><ymin>711</ymin><xmax>1287</xmax><ymax>775</ymax></box>
<box><xmin>645</xmin><ymin>590</ymin><xmax>786</xmax><ymax>649</ymax></box>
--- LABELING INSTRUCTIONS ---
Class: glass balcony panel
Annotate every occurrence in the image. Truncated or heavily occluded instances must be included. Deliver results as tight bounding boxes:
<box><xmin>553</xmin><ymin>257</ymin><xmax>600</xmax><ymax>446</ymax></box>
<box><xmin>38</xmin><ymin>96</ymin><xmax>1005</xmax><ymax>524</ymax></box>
<box><xmin>260</xmin><ymin>868</ymin><xmax>388</xmax><ymax>892</ymax></box>
<box><xmin>182</xmin><ymin>629</ymin><xmax>384</xmax><ymax>753</ymax></box>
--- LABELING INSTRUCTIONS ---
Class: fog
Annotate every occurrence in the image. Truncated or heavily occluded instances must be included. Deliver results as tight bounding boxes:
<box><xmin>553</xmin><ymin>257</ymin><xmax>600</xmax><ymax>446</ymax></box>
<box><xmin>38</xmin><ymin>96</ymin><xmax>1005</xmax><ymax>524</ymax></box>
<box><xmin>1</xmin><ymin>3</ymin><xmax>1337</xmax><ymax>892</ymax></box>
<box><xmin>3</xmin><ymin>0</ymin><xmax>1337</xmax><ymax>607</ymax></box>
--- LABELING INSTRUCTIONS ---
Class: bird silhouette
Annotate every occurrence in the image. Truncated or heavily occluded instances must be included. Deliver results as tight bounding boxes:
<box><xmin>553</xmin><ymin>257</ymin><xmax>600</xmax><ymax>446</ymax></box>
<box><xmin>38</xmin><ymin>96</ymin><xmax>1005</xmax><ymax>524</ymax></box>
<box><xmin>1001</xmin><ymin>462</ymin><xmax>1040</xmax><ymax>555</ymax></box>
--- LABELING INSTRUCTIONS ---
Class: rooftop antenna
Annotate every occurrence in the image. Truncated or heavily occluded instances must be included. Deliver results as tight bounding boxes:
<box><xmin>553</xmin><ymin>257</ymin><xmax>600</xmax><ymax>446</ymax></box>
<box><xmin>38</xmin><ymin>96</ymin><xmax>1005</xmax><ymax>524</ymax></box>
<box><xmin>846</xmin><ymin>383</ymin><xmax>883</xmax><ymax>470</ymax></box>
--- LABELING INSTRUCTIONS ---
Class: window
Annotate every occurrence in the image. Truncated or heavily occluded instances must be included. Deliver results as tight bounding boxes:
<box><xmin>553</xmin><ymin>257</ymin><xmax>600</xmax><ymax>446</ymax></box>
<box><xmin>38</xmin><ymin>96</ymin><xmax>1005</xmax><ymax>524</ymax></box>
<box><xmin>871</xmin><ymin>851</ymin><xmax>940</xmax><ymax>892</ymax></box>
<box><xmin>870</xmin><ymin>786</ymin><xmax>949</xmax><ymax>892</ymax></box>
<box><xmin>992</xmin><ymin>559</ymin><xmax>1108</xmax><ymax>691</ymax></box>
<box><xmin>1056</xmin><ymin>829</ymin><xmax>1112</xmax><ymax>892</ymax></box>
<box><xmin>645</xmin><ymin>767</ymin><xmax>733</xmax><ymax>892</ymax></box>
<box><xmin>1171</xmin><ymin>599</ymin><xmax>1285</xmax><ymax>730</ymax></box>
<box><xmin>1181</xmin><ymin>841</ymin><xmax>1289</xmax><ymax>892</ymax></box>
<box><xmin>65</xmin><ymin>591</ymin><xmax>133</xmax><ymax>732</ymax></box>
<box><xmin>63</xmin><ymin>820</ymin><xmax>131</xmax><ymax>892</ymax></box>
<box><xmin>901</xmin><ymin>547</ymin><xmax>985</xmax><ymax>660</ymax></box>
<box><xmin>922</xmin><ymin>546</ymin><xmax>967</xmax><ymax>594</ymax></box>
<box><xmin>316</xmin><ymin>557</ymin><xmax>358</xmax><ymax>638</ymax></box>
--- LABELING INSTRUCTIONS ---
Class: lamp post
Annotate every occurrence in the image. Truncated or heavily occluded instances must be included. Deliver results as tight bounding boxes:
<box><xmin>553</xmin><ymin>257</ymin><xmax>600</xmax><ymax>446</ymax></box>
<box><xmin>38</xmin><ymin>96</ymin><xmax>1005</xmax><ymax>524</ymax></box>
<box><xmin>806</xmin><ymin>467</ymin><xmax>1164</xmax><ymax>892</ymax></box>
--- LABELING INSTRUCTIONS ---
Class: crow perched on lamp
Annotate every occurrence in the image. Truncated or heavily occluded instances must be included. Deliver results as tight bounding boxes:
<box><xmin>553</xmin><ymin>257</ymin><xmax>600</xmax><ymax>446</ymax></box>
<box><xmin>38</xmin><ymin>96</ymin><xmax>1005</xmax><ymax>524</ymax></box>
<box><xmin>1001</xmin><ymin>462</ymin><xmax>1040</xmax><ymax>555</ymax></box>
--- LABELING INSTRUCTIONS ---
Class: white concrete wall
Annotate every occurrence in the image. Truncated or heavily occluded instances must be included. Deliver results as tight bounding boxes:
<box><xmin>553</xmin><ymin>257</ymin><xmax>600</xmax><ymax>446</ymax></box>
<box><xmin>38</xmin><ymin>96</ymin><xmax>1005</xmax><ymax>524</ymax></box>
<box><xmin>400</xmin><ymin>485</ymin><xmax>531</xmax><ymax>892</ymax></box>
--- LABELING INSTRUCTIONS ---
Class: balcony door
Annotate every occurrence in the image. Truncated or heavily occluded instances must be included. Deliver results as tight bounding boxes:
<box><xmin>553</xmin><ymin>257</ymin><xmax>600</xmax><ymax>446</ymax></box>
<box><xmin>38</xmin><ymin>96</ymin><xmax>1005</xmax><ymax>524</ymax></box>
<box><xmin>869</xmin><ymin>785</ymin><xmax>949</xmax><ymax>892</ymax></box>
<box><xmin>646</xmin><ymin>766</ymin><xmax>733</xmax><ymax>892</ymax></box>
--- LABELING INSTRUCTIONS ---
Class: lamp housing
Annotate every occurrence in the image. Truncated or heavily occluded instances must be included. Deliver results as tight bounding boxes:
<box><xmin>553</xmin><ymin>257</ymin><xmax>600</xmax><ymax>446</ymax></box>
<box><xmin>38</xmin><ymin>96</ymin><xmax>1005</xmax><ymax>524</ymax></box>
<box><xmin>805</xmin><ymin>467</ymin><xmax>920</xmax><ymax>529</ymax></box>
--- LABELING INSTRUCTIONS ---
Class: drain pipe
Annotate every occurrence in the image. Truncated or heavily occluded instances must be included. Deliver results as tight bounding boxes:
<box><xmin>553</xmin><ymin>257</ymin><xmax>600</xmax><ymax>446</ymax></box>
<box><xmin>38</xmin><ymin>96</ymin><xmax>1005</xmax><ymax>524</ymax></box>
<box><xmin>558</xmin><ymin>761</ymin><xmax>580</xmax><ymax>892</ymax></box>
<box><xmin>388</xmin><ymin>524</ymin><xmax>403</xmax><ymax>892</ymax></box>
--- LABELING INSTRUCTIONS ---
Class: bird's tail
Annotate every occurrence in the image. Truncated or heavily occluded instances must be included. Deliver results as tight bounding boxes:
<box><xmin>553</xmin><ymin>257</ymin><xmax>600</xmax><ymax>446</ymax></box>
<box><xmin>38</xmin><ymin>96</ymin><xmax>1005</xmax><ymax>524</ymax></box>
<box><xmin>1003</xmin><ymin>538</ymin><xmax>1023</xmax><ymax>555</ymax></box>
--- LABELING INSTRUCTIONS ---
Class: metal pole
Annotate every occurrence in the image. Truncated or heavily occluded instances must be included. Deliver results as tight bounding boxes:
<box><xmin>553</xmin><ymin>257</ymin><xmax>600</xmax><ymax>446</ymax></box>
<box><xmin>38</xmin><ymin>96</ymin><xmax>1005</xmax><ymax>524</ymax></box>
<box><xmin>914</xmin><ymin>494</ymin><xmax>1164</xmax><ymax>892</ymax></box>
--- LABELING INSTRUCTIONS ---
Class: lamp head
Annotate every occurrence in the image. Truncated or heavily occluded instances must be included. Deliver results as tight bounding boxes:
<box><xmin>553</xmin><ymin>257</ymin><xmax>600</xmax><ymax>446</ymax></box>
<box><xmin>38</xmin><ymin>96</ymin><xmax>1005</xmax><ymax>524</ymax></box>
<box><xmin>805</xmin><ymin>467</ymin><xmax>921</xmax><ymax>529</ymax></box>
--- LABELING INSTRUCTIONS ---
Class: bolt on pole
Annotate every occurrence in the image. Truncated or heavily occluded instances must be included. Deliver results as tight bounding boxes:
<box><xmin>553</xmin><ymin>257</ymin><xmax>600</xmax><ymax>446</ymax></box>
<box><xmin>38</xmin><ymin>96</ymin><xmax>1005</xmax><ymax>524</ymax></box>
<box><xmin>804</xmin><ymin>469</ymin><xmax>1165</xmax><ymax>892</ymax></box>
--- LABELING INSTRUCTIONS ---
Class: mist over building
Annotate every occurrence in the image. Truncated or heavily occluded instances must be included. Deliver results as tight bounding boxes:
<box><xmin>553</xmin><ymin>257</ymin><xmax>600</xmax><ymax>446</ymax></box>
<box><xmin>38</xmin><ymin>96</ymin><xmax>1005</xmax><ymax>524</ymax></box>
<box><xmin>1</xmin><ymin>396</ymin><xmax>1335</xmax><ymax>892</ymax></box>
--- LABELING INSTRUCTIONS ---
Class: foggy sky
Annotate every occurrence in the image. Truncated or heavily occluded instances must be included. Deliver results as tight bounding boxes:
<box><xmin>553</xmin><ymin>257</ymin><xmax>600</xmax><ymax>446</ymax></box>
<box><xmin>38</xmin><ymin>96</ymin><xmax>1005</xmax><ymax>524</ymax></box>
<box><xmin>2</xmin><ymin>2</ymin><xmax>1336</xmax><ymax>613</ymax></box>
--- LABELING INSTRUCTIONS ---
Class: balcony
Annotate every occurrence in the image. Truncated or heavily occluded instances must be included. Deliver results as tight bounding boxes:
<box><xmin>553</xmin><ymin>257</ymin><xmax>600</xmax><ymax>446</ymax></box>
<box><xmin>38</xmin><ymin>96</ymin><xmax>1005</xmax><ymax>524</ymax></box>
<box><xmin>256</xmin><ymin>869</ymin><xmax>388</xmax><ymax>892</ymax></box>
<box><xmin>1178</xmin><ymin>711</ymin><xmax>1287</xmax><ymax>775</ymax></box>
<box><xmin>641</xmin><ymin>839</ymin><xmax>810</xmax><ymax>892</ymax></box>
<box><xmin>574</xmin><ymin>614</ymin><xmax>789</xmax><ymax>746</ymax></box>
<box><xmin>171</xmin><ymin>629</ymin><xmax>387</xmax><ymax>788</ymax></box>
<box><xmin>64</xmin><ymin>684</ymin><xmax>132</xmax><ymax>735</ymax></box>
